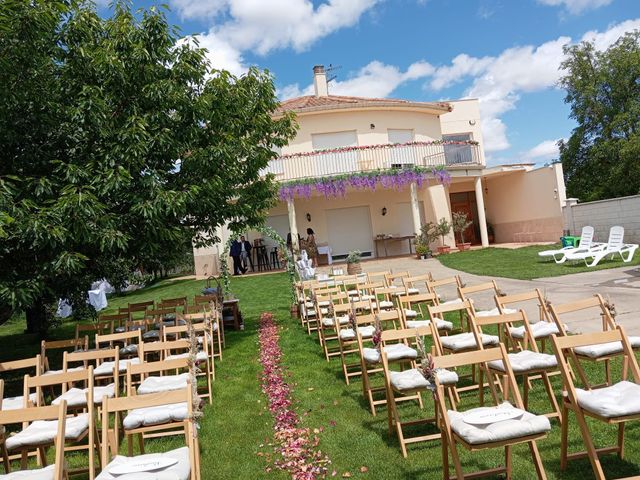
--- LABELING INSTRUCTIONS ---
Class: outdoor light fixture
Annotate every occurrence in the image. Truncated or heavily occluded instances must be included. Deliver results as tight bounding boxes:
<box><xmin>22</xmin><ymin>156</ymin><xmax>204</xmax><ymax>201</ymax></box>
<box><xmin>306</xmin><ymin>213</ymin><xmax>311</xmax><ymax>222</ymax></box>
<box><xmin>381</xmin><ymin>207</ymin><xmax>387</xmax><ymax>216</ymax></box>
<box><xmin>469</xmin><ymin>119</ymin><xmax>476</xmax><ymax>126</ymax></box>
<box><xmin>370</xmin><ymin>123</ymin><xmax>375</xmax><ymax>129</ymax></box>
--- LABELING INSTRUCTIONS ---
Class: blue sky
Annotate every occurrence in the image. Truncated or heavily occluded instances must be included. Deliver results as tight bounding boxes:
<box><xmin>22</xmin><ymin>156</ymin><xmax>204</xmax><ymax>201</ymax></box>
<box><xmin>100</xmin><ymin>0</ymin><xmax>639</xmax><ymax>165</ymax></box>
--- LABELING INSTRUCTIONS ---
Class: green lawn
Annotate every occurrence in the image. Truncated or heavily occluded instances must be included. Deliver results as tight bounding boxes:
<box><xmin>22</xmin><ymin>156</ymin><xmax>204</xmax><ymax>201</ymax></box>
<box><xmin>437</xmin><ymin>244</ymin><xmax>640</xmax><ymax>280</ymax></box>
<box><xmin>2</xmin><ymin>273</ymin><xmax>640</xmax><ymax>479</ymax></box>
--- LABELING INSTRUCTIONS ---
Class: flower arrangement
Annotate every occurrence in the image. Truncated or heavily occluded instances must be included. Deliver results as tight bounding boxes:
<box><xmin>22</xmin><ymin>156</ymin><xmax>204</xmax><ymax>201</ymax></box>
<box><xmin>258</xmin><ymin>312</ymin><xmax>332</xmax><ymax>478</ymax></box>
<box><xmin>185</xmin><ymin>318</ymin><xmax>204</xmax><ymax>435</ymax></box>
<box><xmin>372</xmin><ymin>315</ymin><xmax>382</xmax><ymax>353</ymax></box>
<box><xmin>278</xmin><ymin>166</ymin><xmax>451</xmax><ymax>201</ymax></box>
<box><xmin>415</xmin><ymin>334</ymin><xmax>437</xmax><ymax>396</ymax></box>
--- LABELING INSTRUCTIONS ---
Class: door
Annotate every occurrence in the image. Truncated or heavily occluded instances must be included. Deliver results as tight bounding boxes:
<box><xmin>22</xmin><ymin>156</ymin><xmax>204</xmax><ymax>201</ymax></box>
<box><xmin>449</xmin><ymin>192</ymin><xmax>479</xmax><ymax>244</ymax></box>
<box><xmin>311</xmin><ymin>130</ymin><xmax>358</xmax><ymax>176</ymax></box>
<box><xmin>326</xmin><ymin>206</ymin><xmax>374</xmax><ymax>258</ymax></box>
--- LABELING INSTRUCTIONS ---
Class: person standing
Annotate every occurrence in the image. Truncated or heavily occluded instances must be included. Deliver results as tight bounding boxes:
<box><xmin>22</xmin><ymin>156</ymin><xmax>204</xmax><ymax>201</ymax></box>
<box><xmin>239</xmin><ymin>235</ymin><xmax>253</xmax><ymax>272</ymax></box>
<box><xmin>230</xmin><ymin>237</ymin><xmax>246</xmax><ymax>275</ymax></box>
<box><xmin>305</xmin><ymin>227</ymin><xmax>319</xmax><ymax>267</ymax></box>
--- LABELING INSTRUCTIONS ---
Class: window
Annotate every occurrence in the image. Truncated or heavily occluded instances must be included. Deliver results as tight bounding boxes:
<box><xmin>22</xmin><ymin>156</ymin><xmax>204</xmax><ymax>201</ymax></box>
<box><xmin>443</xmin><ymin>133</ymin><xmax>474</xmax><ymax>165</ymax></box>
<box><xmin>387</xmin><ymin>129</ymin><xmax>415</xmax><ymax>167</ymax></box>
<box><xmin>311</xmin><ymin>131</ymin><xmax>358</xmax><ymax>175</ymax></box>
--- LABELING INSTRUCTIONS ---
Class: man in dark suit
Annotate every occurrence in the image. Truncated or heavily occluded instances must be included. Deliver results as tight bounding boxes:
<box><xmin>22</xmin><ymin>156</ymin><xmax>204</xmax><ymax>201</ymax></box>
<box><xmin>230</xmin><ymin>238</ymin><xmax>246</xmax><ymax>275</ymax></box>
<box><xmin>239</xmin><ymin>235</ymin><xmax>253</xmax><ymax>272</ymax></box>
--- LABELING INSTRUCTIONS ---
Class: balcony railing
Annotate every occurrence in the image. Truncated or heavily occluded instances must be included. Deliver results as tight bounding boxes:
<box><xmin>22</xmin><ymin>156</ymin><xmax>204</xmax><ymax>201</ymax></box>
<box><xmin>264</xmin><ymin>141</ymin><xmax>482</xmax><ymax>181</ymax></box>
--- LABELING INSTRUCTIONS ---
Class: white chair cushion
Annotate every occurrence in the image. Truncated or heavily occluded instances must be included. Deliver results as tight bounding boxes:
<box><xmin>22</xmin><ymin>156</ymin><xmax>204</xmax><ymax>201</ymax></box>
<box><xmin>441</xmin><ymin>333</ymin><xmax>499</xmax><ymax>352</ymax></box>
<box><xmin>339</xmin><ymin>326</ymin><xmax>376</xmax><ymax>341</ymax></box>
<box><xmin>5</xmin><ymin>413</ymin><xmax>89</xmax><ymax>450</ymax></box>
<box><xmin>137</xmin><ymin>373</ymin><xmax>189</xmax><ymax>395</ymax></box>
<box><xmin>378</xmin><ymin>300</ymin><xmax>394</xmax><ymax>309</ymax></box>
<box><xmin>406</xmin><ymin>319</ymin><xmax>453</xmax><ymax>331</ymax></box>
<box><xmin>42</xmin><ymin>366</ymin><xmax>84</xmax><ymax>376</ymax></box>
<box><xmin>165</xmin><ymin>352</ymin><xmax>208</xmax><ymax>363</ymax></box>
<box><xmin>96</xmin><ymin>446</ymin><xmax>191</xmax><ymax>480</ymax></box>
<box><xmin>441</xmin><ymin>298</ymin><xmax>463</xmax><ymax>306</ymax></box>
<box><xmin>488</xmin><ymin>351</ymin><xmax>558</xmax><ymax>374</ymax></box>
<box><xmin>2</xmin><ymin>393</ymin><xmax>38</xmax><ymax>411</ymax></box>
<box><xmin>475</xmin><ymin>307</ymin><xmax>517</xmax><ymax>317</ymax></box>
<box><xmin>390</xmin><ymin>368</ymin><xmax>458</xmax><ymax>391</ymax></box>
<box><xmin>509</xmin><ymin>321</ymin><xmax>563</xmax><ymax>340</ymax></box>
<box><xmin>407</xmin><ymin>288</ymin><xmax>420</xmax><ymax>295</ymax></box>
<box><xmin>120</xmin><ymin>344</ymin><xmax>139</xmax><ymax>356</ymax></box>
<box><xmin>318</xmin><ymin>300</ymin><xmax>331</xmax><ymax>307</ymax></box>
<box><xmin>123</xmin><ymin>402</ymin><xmax>189</xmax><ymax>430</ymax></box>
<box><xmin>321</xmin><ymin>315</ymin><xmax>350</xmax><ymax>327</ymax></box>
<box><xmin>576</xmin><ymin>381</ymin><xmax>640</xmax><ymax>418</ymax></box>
<box><xmin>52</xmin><ymin>384</ymin><xmax>115</xmax><ymax>407</ymax></box>
<box><xmin>404</xmin><ymin>309</ymin><xmax>418</xmax><ymax>318</ymax></box>
<box><xmin>0</xmin><ymin>465</ymin><xmax>55</xmax><ymax>479</ymax></box>
<box><xmin>362</xmin><ymin>344</ymin><xmax>418</xmax><ymax>364</ymax></box>
<box><xmin>574</xmin><ymin>337</ymin><xmax>640</xmax><ymax>359</ymax></box>
<box><xmin>448</xmin><ymin>402</ymin><xmax>550</xmax><ymax>445</ymax></box>
<box><xmin>94</xmin><ymin>358</ymin><xmax>141</xmax><ymax>377</ymax></box>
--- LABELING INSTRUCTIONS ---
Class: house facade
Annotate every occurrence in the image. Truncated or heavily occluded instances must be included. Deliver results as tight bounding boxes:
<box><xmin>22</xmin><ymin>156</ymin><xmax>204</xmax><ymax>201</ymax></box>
<box><xmin>193</xmin><ymin>65</ymin><xmax>566</xmax><ymax>275</ymax></box>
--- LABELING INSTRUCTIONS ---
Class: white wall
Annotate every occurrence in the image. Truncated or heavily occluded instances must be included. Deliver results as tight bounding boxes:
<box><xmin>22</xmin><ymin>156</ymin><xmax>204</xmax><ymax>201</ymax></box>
<box><xmin>564</xmin><ymin>195</ymin><xmax>640</xmax><ymax>244</ymax></box>
<box><xmin>440</xmin><ymin>99</ymin><xmax>485</xmax><ymax>165</ymax></box>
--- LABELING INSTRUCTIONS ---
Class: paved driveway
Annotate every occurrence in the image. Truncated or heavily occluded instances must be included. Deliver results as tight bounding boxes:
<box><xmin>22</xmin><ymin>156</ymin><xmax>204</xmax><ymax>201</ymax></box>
<box><xmin>317</xmin><ymin>257</ymin><xmax>640</xmax><ymax>335</ymax></box>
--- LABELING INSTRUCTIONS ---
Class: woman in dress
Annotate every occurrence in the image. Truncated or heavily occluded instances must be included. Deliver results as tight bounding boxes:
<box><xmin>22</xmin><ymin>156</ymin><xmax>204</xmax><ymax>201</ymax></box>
<box><xmin>305</xmin><ymin>227</ymin><xmax>319</xmax><ymax>267</ymax></box>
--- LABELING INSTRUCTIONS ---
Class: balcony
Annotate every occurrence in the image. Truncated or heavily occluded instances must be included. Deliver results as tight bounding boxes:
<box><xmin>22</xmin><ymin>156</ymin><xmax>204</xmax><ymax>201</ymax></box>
<box><xmin>264</xmin><ymin>141</ymin><xmax>482</xmax><ymax>182</ymax></box>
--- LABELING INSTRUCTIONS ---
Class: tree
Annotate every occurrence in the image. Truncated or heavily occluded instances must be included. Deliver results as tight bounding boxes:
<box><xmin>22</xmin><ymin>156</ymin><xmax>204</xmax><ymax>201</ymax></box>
<box><xmin>0</xmin><ymin>1</ymin><xmax>296</xmax><ymax>334</ymax></box>
<box><xmin>559</xmin><ymin>31</ymin><xmax>640</xmax><ymax>201</ymax></box>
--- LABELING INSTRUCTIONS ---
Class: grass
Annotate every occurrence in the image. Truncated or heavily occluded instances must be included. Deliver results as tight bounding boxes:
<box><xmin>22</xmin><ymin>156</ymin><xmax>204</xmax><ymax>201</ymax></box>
<box><xmin>437</xmin><ymin>244</ymin><xmax>640</xmax><ymax>280</ymax></box>
<box><xmin>2</xmin><ymin>273</ymin><xmax>640</xmax><ymax>479</ymax></box>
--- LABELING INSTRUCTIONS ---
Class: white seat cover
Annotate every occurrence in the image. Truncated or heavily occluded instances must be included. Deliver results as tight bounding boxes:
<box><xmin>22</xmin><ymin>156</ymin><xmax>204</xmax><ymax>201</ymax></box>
<box><xmin>404</xmin><ymin>308</ymin><xmax>418</xmax><ymax>318</ymax></box>
<box><xmin>390</xmin><ymin>368</ymin><xmax>458</xmax><ymax>391</ymax></box>
<box><xmin>441</xmin><ymin>298</ymin><xmax>463</xmax><ymax>306</ymax></box>
<box><xmin>406</xmin><ymin>319</ymin><xmax>453</xmax><ymax>331</ymax></box>
<box><xmin>407</xmin><ymin>288</ymin><xmax>420</xmax><ymax>295</ymax></box>
<box><xmin>52</xmin><ymin>384</ymin><xmax>115</xmax><ymax>407</ymax></box>
<box><xmin>509</xmin><ymin>321</ymin><xmax>563</xmax><ymax>339</ymax></box>
<box><xmin>363</xmin><ymin>344</ymin><xmax>417</xmax><ymax>364</ymax></box>
<box><xmin>94</xmin><ymin>358</ymin><xmax>141</xmax><ymax>377</ymax></box>
<box><xmin>0</xmin><ymin>464</ymin><xmax>55</xmax><ymax>480</ymax></box>
<box><xmin>42</xmin><ymin>366</ymin><xmax>84</xmax><ymax>376</ymax></box>
<box><xmin>475</xmin><ymin>307</ymin><xmax>517</xmax><ymax>317</ymax></box>
<box><xmin>576</xmin><ymin>381</ymin><xmax>640</xmax><ymax>418</ymax></box>
<box><xmin>378</xmin><ymin>300</ymin><xmax>394</xmax><ymax>309</ymax></box>
<box><xmin>339</xmin><ymin>325</ymin><xmax>376</xmax><ymax>341</ymax></box>
<box><xmin>448</xmin><ymin>402</ymin><xmax>551</xmax><ymax>445</ymax></box>
<box><xmin>5</xmin><ymin>414</ymin><xmax>89</xmax><ymax>450</ymax></box>
<box><xmin>123</xmin><ymin>402</ymin><xmax>189</xmax><ymax>430</ymax></box>
<box><xmin>2</xmin><ymin>393</ymin><xmax>38</xmax><ymax>411</ymax></box>
<box><xmin>165</xmin><ymin>352</ymin><xmax>208</xmax><ymax>363</ymax></box>
<box><xmin>441</xmin><ymin>333</ymin><xmax>499</xmax><ymax>352</ymax></box>
<box><xmin>95</xmin><ymin>446</ymin><xmax>191</xmax><ymax>480</ymax></box>
<box><xmin>488</xmin><ymin>351</ymin><xmax>557</xmax><ymax>374</ymax></box>
<box><xmin>321</xmin><ymin>315</ymin><xmax>350</xmax><ymax>327</ymax></box>
<box><xmin>137</xmin><ymin>373</ymin><xmax>189</xmax><ymax>395</ymax></box>
<box><xmin>574</xmin><ymin>337</ymin><xmax>640</xmax><ymax>359</ymax></box>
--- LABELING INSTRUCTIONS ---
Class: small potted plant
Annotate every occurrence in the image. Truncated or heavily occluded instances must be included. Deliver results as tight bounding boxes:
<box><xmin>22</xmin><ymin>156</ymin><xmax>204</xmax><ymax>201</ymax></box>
<box><xmin>414</xmin><ymin>221</ymin><xmax>437</xmax><ymax>259</ymax></box>
<box><xmin>435</xmin><ymin>217</ymin><xmax>452</xmax><ymax>254</ymax></box>
<box><xmin>415</xmin><ymin>244</ymin><xmax>430</xmax><ymax>259</ymax></box>
<box><xmin>346</xmin><ymin>250</ymin><xmax>362</xmax><ymax>275</ymax></box>
<box><xmin>452</xmin><ymin>211</ymin><xmax>473</xmax><ymax>251</ymax></box>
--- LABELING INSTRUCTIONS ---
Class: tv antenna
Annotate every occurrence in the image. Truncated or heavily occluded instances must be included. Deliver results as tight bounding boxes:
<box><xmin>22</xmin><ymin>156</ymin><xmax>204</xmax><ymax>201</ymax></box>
<box><xmin>326</xmin><ymin>64</ymin><xmax>342</xmax><ymax>83</ymax></box>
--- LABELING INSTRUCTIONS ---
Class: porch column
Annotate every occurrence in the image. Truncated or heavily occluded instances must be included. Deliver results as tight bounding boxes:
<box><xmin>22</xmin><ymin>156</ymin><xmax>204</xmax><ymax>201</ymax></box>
<box><xmin>474</xmin><ymin>176</ymin><xmax>489</xmax><ymax>247</ymax></box>
<box><xmin>409</xmin><ymin>182</ymin><xmax>422</xmax><ymax>236</ymax></box>
<box><xmin>426</xmin><ymin>184</ymin><xmax>455</xmax><ymax>247</ymax></box>
<box><xmin>287</xmin><ymin>198</ymin><xmax>300</xmax><ymax>252</ymax></box>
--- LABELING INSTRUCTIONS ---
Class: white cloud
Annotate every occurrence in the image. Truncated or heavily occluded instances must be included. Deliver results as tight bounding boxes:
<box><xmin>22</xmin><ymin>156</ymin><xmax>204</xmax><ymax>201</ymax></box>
<box><xmin>190</xmin><ymin>32</ymin><xmax>248</xmax><ymax>77</ymax></box>
<box><xmin>524</xmin><ymin>139</ymin><xmax>564</xmax><ymax>161</ymax></box>
<box><xmin>537</xmin><ymin>0</ymin><xmax>613</xmax><ymax>15</ymax></box>
<box><xmin>427</xmin><ymin>18</ymin><xmax>640</xmax><ymax>153</ymax></box>
<box><xmin>278</xmin><ymin>60</ymin><xmax>434</xmax><ymax>100</ymax></box>
<box><xmin>171</xmin><ymin>0</ymin><xmax>227</xmax><ymax>19</ymax></box>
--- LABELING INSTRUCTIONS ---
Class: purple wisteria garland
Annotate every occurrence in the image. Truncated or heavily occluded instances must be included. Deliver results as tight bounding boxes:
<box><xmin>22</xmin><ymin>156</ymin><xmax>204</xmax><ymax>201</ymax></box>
<box><xmin>278</xmin><ymin>167</ymin><xmax>452</xmax><ymax>202</ymax></box>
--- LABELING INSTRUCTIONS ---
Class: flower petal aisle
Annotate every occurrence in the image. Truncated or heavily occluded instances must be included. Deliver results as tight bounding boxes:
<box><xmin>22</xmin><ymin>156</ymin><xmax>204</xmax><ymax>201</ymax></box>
<box><xmin>258</xmin><ymin>312</ymin><xmax>333</xmax><ymax>479</ymax></box>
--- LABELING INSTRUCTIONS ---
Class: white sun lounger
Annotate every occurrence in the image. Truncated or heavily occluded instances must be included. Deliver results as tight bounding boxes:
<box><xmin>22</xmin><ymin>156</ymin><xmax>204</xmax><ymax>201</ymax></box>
<box><xmin>564</xmin><ymin>226</ymin><xmax>639</xmax><ymax>267</ymax></box>
<box><xmin>538</xmin><ymin>226</ymin><xmax>601</xmax><ymax>264</ymax></box>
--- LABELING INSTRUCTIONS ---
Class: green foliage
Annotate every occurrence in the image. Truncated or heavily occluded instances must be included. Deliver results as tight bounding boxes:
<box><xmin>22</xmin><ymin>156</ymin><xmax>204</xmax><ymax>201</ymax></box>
<box><xmin>452</xmin><ymin>211</ymin><xmax>473</xmax><ymax>244</ymax></box>
<box><xmin>559</xmin><ymin>31</ymin><xmax>640</xmax><ymax>201</ymax></box>
<box><xmin>346</xmin><ymin>250</ymin><xmax>362</xmax><ymax>264</ymax></box>
<box><xmin>0</xmin><ymin>0</ymin><xmax>296</xmax><ymax>332</ymax></box>
<box><xmin>415</xmin><ymin>221</ymin><xmax>437</xmax><ymax>252</ymax></box>
<box><xmin>434</xmin><ymin>217</ymin><xmax>452</xmax><ymax>246</ymax></box>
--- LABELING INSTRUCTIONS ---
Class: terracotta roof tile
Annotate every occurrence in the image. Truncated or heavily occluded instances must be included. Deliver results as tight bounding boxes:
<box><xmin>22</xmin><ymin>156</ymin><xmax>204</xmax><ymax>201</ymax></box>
<box><xmin>275</xmin><ymin>95</ymin><xmax>451</xmax><ymax>115</ymax></box>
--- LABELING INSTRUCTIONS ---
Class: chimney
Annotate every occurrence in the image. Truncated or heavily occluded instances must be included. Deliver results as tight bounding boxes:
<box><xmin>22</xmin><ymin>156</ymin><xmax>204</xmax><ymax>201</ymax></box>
<box><xmin>313</xmin><ymin>65</ymin><xmax>328</xmax><ymax>97</ymax></box>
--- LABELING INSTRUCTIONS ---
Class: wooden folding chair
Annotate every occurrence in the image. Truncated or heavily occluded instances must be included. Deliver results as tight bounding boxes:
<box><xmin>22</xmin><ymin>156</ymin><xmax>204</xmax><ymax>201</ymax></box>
<box><xmin>99</xmin><ymin>312</ymin><xmax>130</xmax><ymax>333</ymax></box>
<box><xmin>126</xmin><ymin>300</ymin><xmax>155</xmax><ymax>320</ymax></box>
<box><xmin>334</xmin><ymin>299</ymin><xmax>375</xmax><ymax>384</ymax></box>
<box><xmin>469</xmin><ymin>310</ymin><xmax>561</xmax><ymax>423</ymax></box>
<box><xmin>427</xmin><ymin>276</ymin><xmax>465</xmax><ymax>330</ymax></box>
<box><xmin>76</xmin><ymin>320</ymin><xmax>114</xmax><ymax>348</ymax></box>
<box><xmin>548</xmin><ymin>295</ymin><xmax>640</xmax><ymax>387</ymax></box>
<box><xmin>41</xmin><ymin>337</ymin><xmax>88</xmax><ymax>374</ymax></box>
<box><xmin>434</xmin><ymin>346</ymin><xmax>550</xmax><ymax>480</ymax></box>
<box><xmin>458</xmin><ymin>280</ymin><xmax>511</xmax><ymax>317</ymax></box>
<box><xmin>0</xmin><ymin>400</ymin><xmax>68</xmax><ymax>479</ymax></box>
<box><xmin>402</xmin><ymin>272</ymin><xmax>434</xmax><ymax>295</ymax></box>
<box><xmin>0</xmin><ymin>356</ymin><xmax>41</xmax><ymax>411</ymax></box>
<box><xmin>355</xmin><ymin>310</ymin><xmax>416</xmax><ymax>416</ymax></box>
<box><xmin>96</xmin><ymin>330</ymin><xmax>143</xmax><ymax>360</ymax></box>
<box><xmin>100</xmin><ymin>387</ymin><xmax>201</xmax><ymax>480</ymax></box>
<box><xmin>315</xmin><ymin>292</ymin><xmax>349</xmax><ymax>361</ymax></box>
<box><xmin>194</xmin><ymin>294</ymin><xmax>216</xmax><ymax>306</ymax></box>
<box><xmin>64</xmin><ymin>347</ymin><xmax>121</xmax><ymax>390</ymax></box>
<box><xmin>23</xmin><ymin>367</ymin><xmax>100</xmax><ymax>479</ymax></box>
<box><xmin>159</xmin><ymin>296</ymin><xmax>187</xmax><ymax>309</ymax></box>
<box><xmin>380</xmin><ymin>325</ymin><xmax>458</xmax><ymax>457</ymax></box>
<box><xmin>398</xmin><ymin>292</ymin><xmax>453</xmax><ymax>334</ymax></box>
<box><xmin>551</xmin><ymin>327</ymin><xmax>640</xmax><ymax>480</ymax></box>
<box><xmin>366</xmin><ymin>270</ymin><xmax>391</xmax><ymax>286</ymax></box>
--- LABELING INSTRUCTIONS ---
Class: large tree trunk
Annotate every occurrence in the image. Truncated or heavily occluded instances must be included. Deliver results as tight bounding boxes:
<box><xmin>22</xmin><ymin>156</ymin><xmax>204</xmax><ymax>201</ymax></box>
<box><xmin>25</xmin><ymin>301</ymin><xmax>48</xmax><ymax>335</ymax></box>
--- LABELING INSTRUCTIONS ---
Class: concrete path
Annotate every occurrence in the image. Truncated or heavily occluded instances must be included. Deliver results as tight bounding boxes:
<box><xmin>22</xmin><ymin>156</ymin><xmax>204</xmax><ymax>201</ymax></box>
<box><xmin>317</xmin><ymin>257</ymin><xmax>640</xmax><ymax>335</ymax></box>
